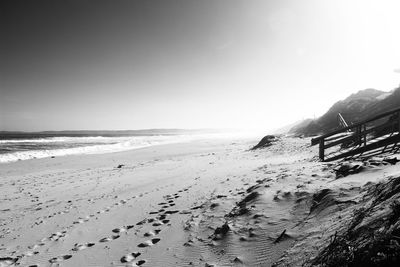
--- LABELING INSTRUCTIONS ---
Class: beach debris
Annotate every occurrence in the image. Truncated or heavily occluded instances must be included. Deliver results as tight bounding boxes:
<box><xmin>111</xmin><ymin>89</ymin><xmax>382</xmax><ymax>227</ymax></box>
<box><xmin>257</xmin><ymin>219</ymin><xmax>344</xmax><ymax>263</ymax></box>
<box><xmin>228</xmin><ymin>201</ymin><xmax>250</xmax><ymax>217</ymax></box>
<box><xmin>334</xmin><ymin>157</ymin><xmax>399</xmax><ymax>178</ymax></box>
<box><xmin>228</xmin><ymin>191</ymin><xmax>259</xmax><ymax>217</ymax></box>
<box><xmin>212</xmin><ymin>221</ymin><xmax>230</xmax><ymax>240</ymax></box>
<box><xmin>383</xmin><ymin>156</ymin><xmax>400</xmax><ymax>165</ymax></box>
<box><xmin>251</xmin><ymin>135</ymin><xmax>278</xmax><ymax>150</ymax></box>
<box><xmin>365</xmin><ymin>156</ymin><xmax>399</xmax><ymax>166</ymax></box>
<box><xmin>274</xmin><ymin>229</ymin><xmax>289</xmax><ymax>243</ymax></box>
<box><xmin>214</xmin><ymin>221</ymin><xmax>230</xmax><ymax>235</ymax></box>
<box><xmin>239</xmin><ymin>191</ymin><xmax>259</xmax><ymax>205</ymax></box>
<box><xmin>334</xmin><ymin>162</ymin><xmax>364</xmax><ymax>178</ymax></box>
<box><xmin>233</xmin><ymin>256</ymin><xmax>244</xmax><ymax>263</ymax></box>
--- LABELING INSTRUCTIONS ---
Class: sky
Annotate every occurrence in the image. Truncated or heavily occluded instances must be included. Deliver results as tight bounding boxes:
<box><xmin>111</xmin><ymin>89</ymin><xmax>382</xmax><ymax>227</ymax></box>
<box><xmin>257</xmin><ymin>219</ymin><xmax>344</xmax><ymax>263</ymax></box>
<box><xmin>1</xmin><ymin>0</ymin><xmax>400</xmax><ymax>131</ymax></box>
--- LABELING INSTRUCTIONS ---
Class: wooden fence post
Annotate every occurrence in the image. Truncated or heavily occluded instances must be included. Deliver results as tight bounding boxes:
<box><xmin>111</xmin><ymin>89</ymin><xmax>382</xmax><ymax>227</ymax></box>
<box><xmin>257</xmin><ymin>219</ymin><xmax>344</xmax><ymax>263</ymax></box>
<box><xmin>356</xmin><ymin>125</ymin><xmax>361</xmax><ymax>146</ymax></box>
<box><xmin>319</xmin><ymin>138</ymin><xmax>325</xmax><ymax>161</ymax></box>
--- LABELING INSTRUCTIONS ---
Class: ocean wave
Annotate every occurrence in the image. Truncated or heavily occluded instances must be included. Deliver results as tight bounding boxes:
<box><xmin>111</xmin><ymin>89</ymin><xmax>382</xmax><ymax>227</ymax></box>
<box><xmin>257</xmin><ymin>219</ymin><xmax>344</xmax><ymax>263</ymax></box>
<box><xmin>0</xmin><ymin>132</ymin><xmax>253</xmax><ymax>163</ymax></box>
<box><xmin>0</xmin><ymin>136</ymin><xmax>117</xmax><ymax>143</ymax></box>
<box><xmin>0</xmin><ymin>135</ymin><xmax>196</xmax><ymax>163</ymax></box>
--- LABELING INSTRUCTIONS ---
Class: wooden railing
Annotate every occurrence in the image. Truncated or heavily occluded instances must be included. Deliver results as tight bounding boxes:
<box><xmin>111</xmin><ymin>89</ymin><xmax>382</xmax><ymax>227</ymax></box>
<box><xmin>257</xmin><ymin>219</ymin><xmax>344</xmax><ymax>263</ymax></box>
<box><xmin>311</xmin><ymin>107</ymin><xmax>400</xmax><ymax>161</ymax></box>
<box><xmin>337</xmin><ymin>113</ymin><xmax>350</xmax><ymax>130</ymax></box>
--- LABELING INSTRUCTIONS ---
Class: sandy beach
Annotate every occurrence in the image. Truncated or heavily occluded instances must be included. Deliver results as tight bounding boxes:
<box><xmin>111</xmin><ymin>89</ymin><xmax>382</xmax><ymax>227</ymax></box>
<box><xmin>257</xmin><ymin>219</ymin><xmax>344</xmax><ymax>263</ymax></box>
<box><xmin>3</xmin><ymin>1</ymin><xmax>400</xmax><ymax>266</ymax></box>
<box><xmin>1</xmin><ymin>136</ymin><xmax>399</xmax><ymax>267</ymax></box>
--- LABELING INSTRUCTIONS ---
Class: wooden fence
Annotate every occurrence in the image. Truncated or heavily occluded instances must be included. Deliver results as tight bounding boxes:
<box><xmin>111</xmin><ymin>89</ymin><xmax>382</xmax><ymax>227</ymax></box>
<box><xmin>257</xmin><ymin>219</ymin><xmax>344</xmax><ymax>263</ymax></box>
<box><xmin>311</xmin><ymin>107</ymin><xmax>400</xmax><ymax>161</ymax></box>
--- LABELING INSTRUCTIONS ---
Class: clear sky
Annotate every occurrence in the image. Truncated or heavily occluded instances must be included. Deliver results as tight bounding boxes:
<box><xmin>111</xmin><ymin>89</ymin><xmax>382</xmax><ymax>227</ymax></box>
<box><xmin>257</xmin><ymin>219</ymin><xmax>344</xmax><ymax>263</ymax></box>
<box><xmin>1</xmin><ymin>0</ymin><xmax>400</xmax><ymax>131</ymax></box>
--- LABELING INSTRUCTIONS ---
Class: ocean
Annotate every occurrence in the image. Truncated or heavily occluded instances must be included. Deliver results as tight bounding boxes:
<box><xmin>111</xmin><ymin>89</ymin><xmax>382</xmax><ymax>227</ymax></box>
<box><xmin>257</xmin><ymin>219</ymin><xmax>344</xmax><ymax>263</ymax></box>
<box><xmin>0</xmin><ymin>130</ymin><xmax>225</xmax><ymax>163</ymax></box>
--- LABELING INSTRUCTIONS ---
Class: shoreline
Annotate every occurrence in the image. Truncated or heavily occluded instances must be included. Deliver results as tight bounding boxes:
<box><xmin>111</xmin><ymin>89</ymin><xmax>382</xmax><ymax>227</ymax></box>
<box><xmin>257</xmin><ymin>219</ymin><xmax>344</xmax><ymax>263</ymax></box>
<box><xmin>0</xmin><ymin>132</ymin><xmax>256</xmax><ymax>164</ymax></box>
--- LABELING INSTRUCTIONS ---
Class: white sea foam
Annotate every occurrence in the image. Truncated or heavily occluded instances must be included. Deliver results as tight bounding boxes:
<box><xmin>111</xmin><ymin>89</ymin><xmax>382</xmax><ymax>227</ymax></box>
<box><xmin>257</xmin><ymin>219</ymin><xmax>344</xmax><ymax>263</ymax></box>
<box><xmin>0</xmin><ymin>136</ymin><xmax>118</xmax><ymax>143</ymax></box>
<box><xmin>0</xmin><ymin>132</ymin><xmax>255</xmax><ymax>163</ymax></box>
<box><xmin>0</xmin><ymin>135</ymin><xmax>184</xmax><ymax>163</ymax></box>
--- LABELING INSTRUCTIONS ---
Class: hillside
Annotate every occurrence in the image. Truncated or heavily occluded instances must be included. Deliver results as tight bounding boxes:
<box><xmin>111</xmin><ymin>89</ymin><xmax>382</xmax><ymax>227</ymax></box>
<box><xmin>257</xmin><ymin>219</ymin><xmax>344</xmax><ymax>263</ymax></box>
<box><xmin>291</xmin><ymin>87</ymin><xmax>400</xmax><ymax>136</ymax></box>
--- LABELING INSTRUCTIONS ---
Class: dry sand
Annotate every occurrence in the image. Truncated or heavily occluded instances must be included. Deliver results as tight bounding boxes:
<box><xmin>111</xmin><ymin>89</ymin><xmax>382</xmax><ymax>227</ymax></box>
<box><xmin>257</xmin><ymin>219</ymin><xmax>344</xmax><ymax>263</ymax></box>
<box><xmin>1</xmin><ymin>136</ymin><xmax>399</xmax><ymax>267</ymax></box>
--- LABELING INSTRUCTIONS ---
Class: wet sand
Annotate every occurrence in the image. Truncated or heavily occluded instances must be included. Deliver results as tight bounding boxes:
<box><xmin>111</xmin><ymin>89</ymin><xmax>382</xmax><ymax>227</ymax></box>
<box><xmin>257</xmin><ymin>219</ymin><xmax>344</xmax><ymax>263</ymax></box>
<box><xmin>1</xmin><ymin>136</ymin><xmax>399</xmax><ymax>266</ymax></box>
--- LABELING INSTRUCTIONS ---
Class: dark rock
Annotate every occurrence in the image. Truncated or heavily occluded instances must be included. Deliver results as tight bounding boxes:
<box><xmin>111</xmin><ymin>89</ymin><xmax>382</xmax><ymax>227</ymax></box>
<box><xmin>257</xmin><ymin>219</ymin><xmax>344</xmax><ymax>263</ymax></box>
<box><xmin>383</xmin><ymin>157</ymin><xmax>400</xmax><ymax>165</ymax></box>
<box><xmin>251</xmin><ymin>135</ymin><xmax>278</xmax><ymax>150</ymax></box>
<box><xmin>210</xmin><ymin>203</ymin><xmax>219</xmax><ymax>209</ymax></box>
<box><xmin>334</xmin><ymin>162</ymin><xmax>364</xmax><ymax>178</ymax></box>
<box><xmin>214</xmin><ymin>221</ymin><xmax>230</xmax><ymax>236</ymax></box>
<box><xmin>239</xmin><ymin>191</ymin><xmax>259</xmax><ymax>205</ymax></box>
<box><xmin>233</xmin><ymin>256</ymin><xmax>243</xmax><ymax>263</ymax></box>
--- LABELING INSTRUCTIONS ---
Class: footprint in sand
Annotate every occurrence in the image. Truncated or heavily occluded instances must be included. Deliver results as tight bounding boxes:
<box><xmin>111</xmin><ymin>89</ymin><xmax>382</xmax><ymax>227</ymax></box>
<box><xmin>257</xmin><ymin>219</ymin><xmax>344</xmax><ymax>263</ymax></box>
<box><xmin>99</xmin><ymin>235</ymin><xmax>120</xmax><ymax>242</ymax></box>
<box><xmin>137</xmin><ymin>238</ymin><xmax>161</xmax><ymax>247</ymax></box>
<box><xmin>152</xmin><ymin>222</ymin><xmax>163</xmax><ymax>227</ymax></box>
<box><xmin>48</xmin><ymin>231</ymin><xmax>67</xmax><ymax>241</ymax></box>
<box><xmin>24</xmin><ymin>251</ymin><xmax>39</xmax><ymax>257</ymax></box>
<box><xmin>120</xmin><ymin>252</ymin><xmax>141</xmax><ymax>263</ymax></box>
<box><xmin>123</xmin><ymin>259</ymin><xmax>147</xmax><ymax>266</ymax></box>
<box><xmin>73</xmin><ymin>218</ymin><xmax>88</xmax><ymax>224</ymax></box>
<box><xmin>135</xmin><ymin>259</ymin><xmax>146</xmax><ymax>266</ymax></box>
<box><xmin>143</xmin><ymin>229</ymin><xmax>161</xmax><ymax>237</ymax></box>
<box><xmin>112</xmin><ymin>227</ymin><xmax>127</xmax><ymax>233</ymax></box>
<box><xmin>111</xmin><ymin>225</ymin><xmax>134</xmax><ymax>234</ymax></box>
<box><xmin>136</xmin><ymin>219</ymin><xmax>147</xmax><ymax>226</ymax></box>
<box><xmin>49</xmin><ymin>254</ymin><xmax>72</xmax><ymax>263</ymax></box>
<box><xmin>157</xmin><ymin>214</ymin><xmax>167</xmax><ymax>220</ymax></box>
<box><xmin>72</xmin><ymin>242</ymin><xmax>95</xmax><ymax>251</ymax></box>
